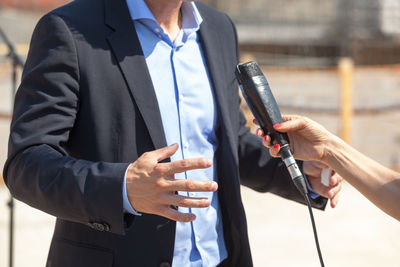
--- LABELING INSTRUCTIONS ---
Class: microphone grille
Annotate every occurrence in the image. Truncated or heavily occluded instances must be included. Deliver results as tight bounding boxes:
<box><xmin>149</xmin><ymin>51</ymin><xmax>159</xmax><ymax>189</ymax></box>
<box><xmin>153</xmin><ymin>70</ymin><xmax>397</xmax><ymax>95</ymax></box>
<box><xmin>236</xmin><ymin>61</ymin><xmax>263</xmax><ymax>81</ymax></box>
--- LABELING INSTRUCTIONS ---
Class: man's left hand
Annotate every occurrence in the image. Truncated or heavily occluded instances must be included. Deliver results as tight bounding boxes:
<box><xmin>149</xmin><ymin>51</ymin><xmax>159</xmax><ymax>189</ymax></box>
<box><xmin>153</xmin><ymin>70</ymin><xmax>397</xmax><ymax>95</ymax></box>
<box><xmin>303</xmin><ymin>160</ymin><xmax>342</xmax><ymax>208</ymax></box>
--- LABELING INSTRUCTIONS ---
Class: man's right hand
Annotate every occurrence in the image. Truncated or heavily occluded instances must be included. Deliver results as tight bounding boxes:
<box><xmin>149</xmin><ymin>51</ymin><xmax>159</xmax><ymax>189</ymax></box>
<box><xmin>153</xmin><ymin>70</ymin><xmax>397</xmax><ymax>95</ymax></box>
<box><xmin>126</xmin><ymin>143</ymin><xmax>217</xmax><ymax>222</ymax></box>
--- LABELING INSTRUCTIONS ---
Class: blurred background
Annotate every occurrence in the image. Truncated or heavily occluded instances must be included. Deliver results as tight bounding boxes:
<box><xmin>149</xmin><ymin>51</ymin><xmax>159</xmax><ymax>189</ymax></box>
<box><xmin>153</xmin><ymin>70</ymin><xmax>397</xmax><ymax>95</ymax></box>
<box><xmin>1</xmin><ymin>0</ymin><xmax>400</xmax><ymax>266</ymax></box>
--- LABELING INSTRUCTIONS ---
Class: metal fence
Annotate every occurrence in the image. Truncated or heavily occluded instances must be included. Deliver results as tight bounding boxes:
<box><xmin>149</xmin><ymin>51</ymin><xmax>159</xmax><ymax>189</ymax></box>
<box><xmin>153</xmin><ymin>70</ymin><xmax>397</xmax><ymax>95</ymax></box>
<box><xmin>202</xmin><ymin>0</ymin><xmax>400</xmax><ymax>66</ymax></box>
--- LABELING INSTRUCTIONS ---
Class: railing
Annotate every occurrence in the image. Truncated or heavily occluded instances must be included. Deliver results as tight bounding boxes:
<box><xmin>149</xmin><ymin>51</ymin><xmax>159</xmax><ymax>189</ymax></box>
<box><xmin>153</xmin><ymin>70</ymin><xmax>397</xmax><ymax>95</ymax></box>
<box><xmin>0</xmin><ymin>26</ymin><xmax>24</xmax><ymax>267</ymax></box>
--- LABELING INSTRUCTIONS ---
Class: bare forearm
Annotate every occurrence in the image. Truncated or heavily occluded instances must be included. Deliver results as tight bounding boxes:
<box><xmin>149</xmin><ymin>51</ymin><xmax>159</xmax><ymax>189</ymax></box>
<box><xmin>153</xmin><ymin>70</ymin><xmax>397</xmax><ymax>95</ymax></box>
<box><xmin>323</xmin><ymin>136</ymin><xmax>400</xmax><ymax>220</ymax></box>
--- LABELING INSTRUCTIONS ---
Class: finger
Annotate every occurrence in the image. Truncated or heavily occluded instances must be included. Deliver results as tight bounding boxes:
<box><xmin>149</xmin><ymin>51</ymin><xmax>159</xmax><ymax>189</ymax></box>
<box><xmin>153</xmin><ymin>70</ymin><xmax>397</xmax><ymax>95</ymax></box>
<box><xmin>330</xmin><ymin>193</ymin><xmax>339</xmax><ymax>208</ymax></box>
<box><xmin>303</xmin><ymin>161</ymin><xmax>329</xmax><ymax>178</ymax></box>
<box><xmin>161</xmin><ymin>194</ymin><xmax>211</xmax><ymax>208</ymax></box>
<box><xmin>159</xmin><ymin>207</ymin><xmax>196</xmax><ymax>222</ymax></box>
<box><xmin>305</xmin><ymin>173</ymin><xmax>333</xmax><ymax>197</ymax></box>
<box><xmin>256</xmin><ymin>128</ymin><xmax>264</xmax><ymax>137</ymax></box>
<box><xmin>303</xmin><ymin>162</ymin><xmax>322</xmax><ymax>177</ymax></box>
<box><xmin>262</xmin><ymin>135</ymin><xmax>272</xmax><ymax>148</ymax></box>
<box><xmin>269</xmin><ymin>148</ymin><xmax>280</xmax><ymax>158</ymax></box>
<box><xmin>273</xmin><ymin>117</ymin><xmax>306</xmax><ymax>133</ymax></box>
<box><xmin>268</xmin><ymin>143</ymin><xmax>280</xmax><ymax>158</ymax></box>
<box><xmin>328</xmin><ymin>182</ymin><xmax>342</xmax><ymax>200</ymax></box>
<box><xmin>169</xmin><ymin>179</ymin><xmax>218</xmax><ymax>192</ymax></box>
<box><xmin>154</xmin><ymin>158</ymin><xmax>212</xmax><ymax>176</ymax></box>
<box><xmin>330</xmin><ymin>173</ymin><xmax>343</xmax><ymax>187</ymax></box>
<box><xmin>148</xmin><ymin>143</ymin><xmax>179</xmax><ymax>162</ymax></box>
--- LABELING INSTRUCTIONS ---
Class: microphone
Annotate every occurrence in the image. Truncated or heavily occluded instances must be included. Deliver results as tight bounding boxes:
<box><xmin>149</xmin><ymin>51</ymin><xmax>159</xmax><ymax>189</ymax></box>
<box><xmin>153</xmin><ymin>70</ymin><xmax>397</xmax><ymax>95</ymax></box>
<box><xmin>235</xmin><ymin>61</ymin><xmax>308</xmax><ymax>196</ymax></box>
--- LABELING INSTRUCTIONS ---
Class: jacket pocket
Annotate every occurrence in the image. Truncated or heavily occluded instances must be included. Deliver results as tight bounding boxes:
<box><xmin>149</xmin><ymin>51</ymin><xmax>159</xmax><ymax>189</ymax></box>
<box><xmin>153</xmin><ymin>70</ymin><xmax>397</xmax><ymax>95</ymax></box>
<box><xmin>46</xmin><ymin>239</ymin><xmax>113</xmax><ymax>267</ymax></box>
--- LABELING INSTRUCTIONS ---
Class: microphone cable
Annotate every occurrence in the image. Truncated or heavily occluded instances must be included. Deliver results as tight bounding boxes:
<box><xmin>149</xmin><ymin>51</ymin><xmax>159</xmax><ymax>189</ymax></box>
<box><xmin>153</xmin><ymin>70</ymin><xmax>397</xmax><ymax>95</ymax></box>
<box><xmin>304</xmin><ymin>193</ymin><xmax>325</xmax><ymax>267</ymax></box>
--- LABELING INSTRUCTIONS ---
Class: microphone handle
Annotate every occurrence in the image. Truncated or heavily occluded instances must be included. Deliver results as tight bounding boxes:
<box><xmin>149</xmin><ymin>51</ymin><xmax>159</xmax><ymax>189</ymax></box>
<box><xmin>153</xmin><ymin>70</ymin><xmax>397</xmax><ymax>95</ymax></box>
<box><xmin>279</xmin><ymin>145</ymin><xmax>308</xmax><ymax>196</ymax></box>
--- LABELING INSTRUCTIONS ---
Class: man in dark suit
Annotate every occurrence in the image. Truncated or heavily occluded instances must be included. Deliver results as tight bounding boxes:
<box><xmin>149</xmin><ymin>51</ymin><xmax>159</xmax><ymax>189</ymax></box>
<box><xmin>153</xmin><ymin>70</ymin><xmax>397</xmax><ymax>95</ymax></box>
<box><xmin>3</xmin><ymin>0</ymin><xmax>341</xmax><ymax>266</ymax></box>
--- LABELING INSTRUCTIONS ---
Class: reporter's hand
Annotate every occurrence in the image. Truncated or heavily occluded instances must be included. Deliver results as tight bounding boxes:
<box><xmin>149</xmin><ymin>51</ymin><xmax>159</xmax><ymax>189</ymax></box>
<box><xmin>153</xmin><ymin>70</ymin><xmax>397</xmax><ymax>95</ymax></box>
<box><xmin>254</xmin><ymin>115</ymin><xmax>342</xmax><ymax>208</ymax></box>
<box><xmin>255</xmin><ymin>115</ymin><xmax>334</xmax><ymax>162</ymax></box>
<box><xmin>126</xmin><ymin>143</ymin><xmax>217</xmax><ymax>222</ymax></box>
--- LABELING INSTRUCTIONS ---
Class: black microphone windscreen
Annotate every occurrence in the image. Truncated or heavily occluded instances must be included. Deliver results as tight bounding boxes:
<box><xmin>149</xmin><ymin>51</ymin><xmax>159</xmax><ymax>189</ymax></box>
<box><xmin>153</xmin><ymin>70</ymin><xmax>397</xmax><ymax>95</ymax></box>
<box><xmin>236</xmin><ymin>61</ymin><xmax>263</xmax><ymax>83</ymax></box>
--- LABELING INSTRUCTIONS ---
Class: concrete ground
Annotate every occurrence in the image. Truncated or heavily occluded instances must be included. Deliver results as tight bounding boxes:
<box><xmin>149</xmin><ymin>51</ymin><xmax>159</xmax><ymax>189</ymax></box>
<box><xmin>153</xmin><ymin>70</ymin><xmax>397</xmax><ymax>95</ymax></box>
<box><xmin>1</xmin><ymin>180</ymin><xmax>400</xmax><ymax>267</ymax></box>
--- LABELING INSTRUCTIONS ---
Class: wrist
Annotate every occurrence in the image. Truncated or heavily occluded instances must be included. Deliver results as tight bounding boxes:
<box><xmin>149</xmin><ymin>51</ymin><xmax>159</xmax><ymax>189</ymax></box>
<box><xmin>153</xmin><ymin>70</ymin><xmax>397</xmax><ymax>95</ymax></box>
<box><xmin>123</xmin><ymin>164</ymin><xmax>141</xmax><ymax>216</ymax></box>
<box><xmin>322</xmin><ymin>133</ymin><xmax>345</xmax><ymax>167</ymax></box>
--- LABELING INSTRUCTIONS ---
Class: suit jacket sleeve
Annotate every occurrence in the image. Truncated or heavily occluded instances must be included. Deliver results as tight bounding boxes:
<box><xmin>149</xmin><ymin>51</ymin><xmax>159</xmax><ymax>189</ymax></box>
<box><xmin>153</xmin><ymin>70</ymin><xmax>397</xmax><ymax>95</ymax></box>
<box><xmin>3</xmin><ymin>14</ymin><xmax>130</xmax><ymax>235</ymax></box>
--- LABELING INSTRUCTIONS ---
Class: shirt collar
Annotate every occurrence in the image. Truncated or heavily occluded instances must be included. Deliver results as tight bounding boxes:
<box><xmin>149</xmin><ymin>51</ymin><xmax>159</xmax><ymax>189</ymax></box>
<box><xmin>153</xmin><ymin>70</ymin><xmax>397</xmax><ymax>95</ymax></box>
<box><xmin>126</xmin><ymin>0</ymin><xmax>203</xmax><ymax>33</ymax></box>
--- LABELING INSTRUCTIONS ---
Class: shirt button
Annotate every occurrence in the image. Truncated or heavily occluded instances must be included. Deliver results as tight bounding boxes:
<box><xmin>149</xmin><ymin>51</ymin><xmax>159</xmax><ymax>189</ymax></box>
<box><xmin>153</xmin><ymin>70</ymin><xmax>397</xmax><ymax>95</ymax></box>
<box><xmin>155</xmin><ymin>28</ymin><xmax>161</xmax><ymax>33</ymax></box>
<box><xmin>183</xmin><ymin>141</ymin><xmax>189</xmax><ymax>149</ymax></box>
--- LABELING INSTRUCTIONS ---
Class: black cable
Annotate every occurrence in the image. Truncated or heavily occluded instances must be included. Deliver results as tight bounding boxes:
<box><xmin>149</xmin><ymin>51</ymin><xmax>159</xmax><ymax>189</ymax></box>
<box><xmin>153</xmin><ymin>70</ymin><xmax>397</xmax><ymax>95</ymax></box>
<box><xmin>304</xmin><ymin>193</ymin><xmax>325</xmax><ymax>267</ymax></box>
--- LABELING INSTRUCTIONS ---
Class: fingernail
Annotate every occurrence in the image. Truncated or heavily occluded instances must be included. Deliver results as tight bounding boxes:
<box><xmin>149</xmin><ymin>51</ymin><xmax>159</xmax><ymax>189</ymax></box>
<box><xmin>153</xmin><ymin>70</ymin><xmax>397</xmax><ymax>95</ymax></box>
<box><xmin>256</xmin><ymin>129</ymin><xmax>261</xmax><ymax>136</ymax></box>
<box><xmin>264</xmin><ymin>135</ymin><xmax>268</xmax><ymax>142</ymax></box>
<box><xmin>273</xmin><ymin>144</ymin><xmax>280</xmax><ymax>150</ymax></box>
<box><xmin>206</xmin><ymin>158</ymin><xmax>212</xmax><ymax>166</ymax></box>
<box><xmin>211</xmin><ymin>182</ymin><xmax>218</xmax><ymax>191</ymax></box>
<box><xmin>273</xmin><ymin>123</ymin><xmax>282</xmax><ymax>129</ymax></box>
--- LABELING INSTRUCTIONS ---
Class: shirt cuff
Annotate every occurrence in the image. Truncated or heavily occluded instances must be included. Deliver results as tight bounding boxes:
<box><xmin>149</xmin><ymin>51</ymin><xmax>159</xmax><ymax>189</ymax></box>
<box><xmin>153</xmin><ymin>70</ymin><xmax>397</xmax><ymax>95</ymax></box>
<box><xmin>302</xmin><ymin>164</ymin><xmax>320</xmax><ymax>199</ymax></box>
<box><xmin>123</xmin><ymin>164</ymin><xmax>142</xmax><ymax>216</ymax></box>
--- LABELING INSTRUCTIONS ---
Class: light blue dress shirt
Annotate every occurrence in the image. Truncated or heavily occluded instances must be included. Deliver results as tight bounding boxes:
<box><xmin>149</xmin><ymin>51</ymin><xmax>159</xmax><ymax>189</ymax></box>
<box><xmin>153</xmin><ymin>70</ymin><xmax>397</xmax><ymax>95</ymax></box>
<box><xmin>123</xmin><ymin>1</ymin><xmax>228</xmax><ymax>266</ymax></box>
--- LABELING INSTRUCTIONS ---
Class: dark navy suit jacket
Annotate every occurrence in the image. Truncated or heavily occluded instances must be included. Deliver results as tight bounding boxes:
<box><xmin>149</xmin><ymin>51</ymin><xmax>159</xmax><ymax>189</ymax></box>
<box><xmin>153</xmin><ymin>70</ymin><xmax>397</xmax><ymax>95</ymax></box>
<box><xmin>3</xmin><ymin>0</ymin><xmax>327</xmax><ymax>266</ymax></box>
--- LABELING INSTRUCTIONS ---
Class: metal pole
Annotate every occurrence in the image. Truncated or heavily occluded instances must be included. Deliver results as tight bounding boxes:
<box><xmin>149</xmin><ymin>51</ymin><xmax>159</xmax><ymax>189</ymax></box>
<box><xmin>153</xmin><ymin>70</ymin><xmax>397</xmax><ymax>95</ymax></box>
<box><xmin>339</xmin><ymin>57</ymin><xmax>354</xmax><ymax>144</ymax></box>
<box><xmin>7</xmin><ymin>55</ymin><xmax>19</xmax><ymax>267</ymax></box>
<box><xmin>7</xmin><ymin>198</ymin><xmax>14</xmax><ymax>267</ymax></box>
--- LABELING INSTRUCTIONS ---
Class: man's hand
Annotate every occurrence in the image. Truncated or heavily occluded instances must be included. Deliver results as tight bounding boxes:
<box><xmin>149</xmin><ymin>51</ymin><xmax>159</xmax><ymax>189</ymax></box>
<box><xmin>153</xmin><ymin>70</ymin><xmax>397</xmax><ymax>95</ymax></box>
<box><xmin>303</xmin><ymin>161</ymin><xmax>342</xmax><ymax>208</ymax></box>
<box><xmin>126</xmin><ymin>143</ymin><xmax>217</xmax><ymax>222</ymax></box>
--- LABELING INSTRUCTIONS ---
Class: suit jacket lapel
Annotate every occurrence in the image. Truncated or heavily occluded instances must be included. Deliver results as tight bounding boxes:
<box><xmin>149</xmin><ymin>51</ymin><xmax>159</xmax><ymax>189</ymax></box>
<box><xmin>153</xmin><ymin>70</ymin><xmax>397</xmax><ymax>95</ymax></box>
<box><xmin>104</xmin><ymin>0</ymin><xmax>167</xmax><ymax>151</ymax></box>
<box><xmin>198</xmin><ymin>12</ymin><xmax>237</xmax><ymax>160</ymax></box>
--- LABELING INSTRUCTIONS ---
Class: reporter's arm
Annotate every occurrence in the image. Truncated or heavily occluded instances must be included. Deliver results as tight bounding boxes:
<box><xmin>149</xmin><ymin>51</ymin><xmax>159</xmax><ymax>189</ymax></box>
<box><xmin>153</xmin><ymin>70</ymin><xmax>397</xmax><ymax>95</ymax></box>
<box><xmin>260</xmin><ymin>115</ymin><xmax>400</xmax><ymax>220</ymax></box>
<box><xmin>323</xmin><ymin>135</ymin><xmax>400</xmax><ymax>220</ymax></box>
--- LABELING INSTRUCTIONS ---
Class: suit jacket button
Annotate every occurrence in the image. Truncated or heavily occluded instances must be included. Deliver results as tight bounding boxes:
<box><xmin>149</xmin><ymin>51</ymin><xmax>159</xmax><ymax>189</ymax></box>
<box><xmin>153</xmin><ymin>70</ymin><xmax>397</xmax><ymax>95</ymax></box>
<box><xmin>87</xmin><ymin>222</ymin><xmax>110</xmax><ymax>232</ymax></box>
<box><xmin>103</xmin><ymin>223</ymin><xmax>110</xmax><ymax>232</ymax></box>
<box><xmin>93</xmin><ymin>222</ymin><xmax>105</xmax><ymax>231</ymax></box>
<box><xmin>159</xmin><ymin>262</ymin><xmax>171</xmax><ymax>267</ymax></box>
